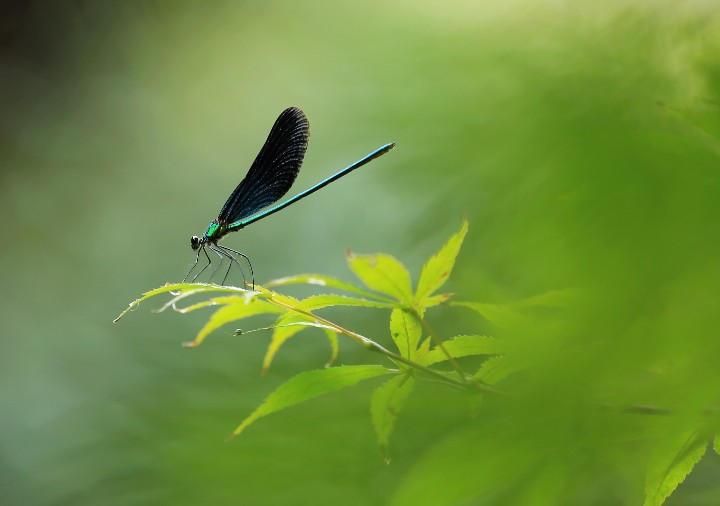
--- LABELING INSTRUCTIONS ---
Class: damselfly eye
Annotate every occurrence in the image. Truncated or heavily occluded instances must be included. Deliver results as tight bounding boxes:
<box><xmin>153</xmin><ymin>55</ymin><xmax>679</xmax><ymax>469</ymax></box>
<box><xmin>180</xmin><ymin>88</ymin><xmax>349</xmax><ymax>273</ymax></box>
<box><xmin>190</xmin><ymin>236</ymin><xmax>200</xmax><ymax>250</ymax></box>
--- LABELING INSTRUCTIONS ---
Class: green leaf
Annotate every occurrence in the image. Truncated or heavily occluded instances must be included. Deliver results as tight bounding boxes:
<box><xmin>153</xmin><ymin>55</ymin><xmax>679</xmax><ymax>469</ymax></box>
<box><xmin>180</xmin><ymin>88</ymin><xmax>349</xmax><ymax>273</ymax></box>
<box><xmin>264</xmin><ymin>273</ymin><xmax>388</xmax><ymax>300</ymax></box>
<box><xmin>415</xmin><ymin>337</ymin><xmax>432</xmax><ymax>365</ymax></box>
<box><xmin>155</xmin><ymin>288</ymin><xmax>261</xmax><ymax>314</ymax></box>
<box><xmin>322</xmin><ymin>327</ymin><xmax>339</xmax><ymax>367</ymax></box>
<box><xmin>346</xmin><ymin>252</ymin><xmax>413</xmax><ymax>303</ymax></box>
<box><xmin>371</xmin><ymin>374</ymin><xmax>415</xmax><ymax>463</ymax></box>
<box><xmin>113</xmin><ymin>283</ymin><xmax>249</xmax><ymax>322</ymax></box>
<box><xmin>422</xmin><ymin>293</ymin><xmax>453</xmax><ymax>308</ymax></box>
<box><xmin>255</xmin><ymin>285</ymin><xmax>302</xmax><ymax>307</ymax></box>
<box><xmin>473</xmin><ymin>355</ymin><xmax>521</xmax><ymax>385</ymax></box>
<box><xmin>262</xmin><ymin>311</ymin><xmax>340</xmax><ymax>370</ymax></box>
<box><xmin>231</xmin><ymin>365</ymin><xmax>394</xmax><ymax>438</ymax></box>
<box><xmin>414</xmin><ymin>220</ymin><xmax>468</xmax><ymax>306</ymax></box>
<box><xmin>422</xmin><ymin>335</ymin><xmax>504</xmax><ymax>366</ymax></box>
<box><xmin>452</xmin><ymin>301</ymin><xmax>530</xmax><ymax>330</ymax></box>
<box><xmin>297</xmin><ymin>294</ymin><xmax>395</xmax><ymax>311</ymax></box>
<box><xmin>644</xmin><ymin>434</ymin><xmax>708</xmax><ymax>506</ymax></box>
<box><xmin>390</xmin><ymin>309</ymin><xmax>422</xmax><ymax>360</ymax></box>
<box><xmin>262</xmin><ymin>314</ymin><xmax>328</xmax><ymax>373</ymax></box>
<box><xmin>184</xmin><ymin>300</ymin><xmax>281</xmax><ymax>348</ymax></box>
<box><xmin>172</xmin><ymin>295</ymin><xmax>257</xmax><ymax>314</ymax></box>
<box><xmin>273</xmin><ymin>308</ymin><xmax>316</xmax><ymax>327</ymax></box>
<box><xmin>263</xmin><ymin>326</ymin><xmax>307</xmax><ymax>373</ymax></box>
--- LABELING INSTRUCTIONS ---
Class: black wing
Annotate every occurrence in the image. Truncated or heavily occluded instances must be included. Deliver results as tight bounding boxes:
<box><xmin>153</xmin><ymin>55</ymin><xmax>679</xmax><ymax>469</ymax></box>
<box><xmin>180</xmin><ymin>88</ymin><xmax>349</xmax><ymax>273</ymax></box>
<box><xmin>218</xmin><ymin>107</ymin><xmax>310</xmax><ymax>223</ymax></box>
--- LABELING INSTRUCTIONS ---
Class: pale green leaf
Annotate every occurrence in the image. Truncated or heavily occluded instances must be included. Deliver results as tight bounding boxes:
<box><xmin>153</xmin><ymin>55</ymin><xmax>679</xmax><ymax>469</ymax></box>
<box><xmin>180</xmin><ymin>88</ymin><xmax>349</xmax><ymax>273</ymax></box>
<box><xmin>297</xmin><ymin>294</ymin><xmax>395</xmax><ymax>311</ymax></box>
<box><xmin>271</xmin><ymin>311</ymin><xmax>318</xmax><ymax>332</ymax></box>
<box><xmin>260</xmin><ymin>311</ymin><xmax>341</xmax><ymax>373</ymax></box>
<box><xmin>231</xmin><ymin>365</ymin><xmax>394</xmax><ymax>438</ymax></box>
<box><xmin>422</xmin><ymin>293</ymin><xmax>453</xmax><ymax>309</ymax></box>
<box><xmin>346</xmin><ymin>252</ymin><xmax>413</xmax><ymax>303</ymax></box>
<box><xmin>473</xmin><ymin>355</ymin><xmax>521</xmax><ymax>385</ymax></box>
<box><xmin>422</xmin><ymin>335</ymin><xmax>504</xmax><ymax>366</ymax></box>
<box><xmin>261</xmin><ymin>313</ymin><xmax>341</xmax><ymax>371</ymax></box>
<box><xmin>414</xmin><ymin>337</ymin><xmax>432</xmax><ymax>365</ymax></box>
<box><xmin>154</xmin><ymin>288</ymin><xmax>260</xmax><ymax>314</ymax></box>
<box><xmin>644</xmin><ymin>434</ymin><xmax>708</xmax><ymax>506</ymax></box>
<box><xmin>371</xmin><ymin>374</ymin><xmax>415</xmax><ymax>462</ymax></box>
<box><xmin>323</xmin><ymin>327</ymin><xmax>339</xmax><ymax>367</ymax></box>
<box><xmin>235</xmin><ymin>319</ymin><xmax>338</xmax><ymax>372</ymax></box>
<box><xmin>174</xmin><ymin>295</ymin><xmax>261</xmax><ymax>314</ymax></box>
<box><xmin>184</xmin><ymin>300</ymin><xmax>279</xmax><ymax>348</ymax></box>
<box><xmin>264</xmin><ymin>273</ymin><xmax>387</xmax><ymax>300</ymax></box>
<box><xmin>113</xmin><ymin>282</ymin><xmax>249</xmax><ymax>322</ymax></box>
<box><xmin>255</xmin><ymin>285</ymin><xmax>302</xmax><ymax>307</ymax></box>
<box><xmin>390</xmin><ymin>309</ymin><xmax>422</xmax><ymax>360</ymax></box>
<box><xmin>414</xmin><ymin>220</ymin><xmax>468</xmax><ymax>306</ymax></box>
<box><xmin>262</xmin><ymin>321</ymin><xmax>308</xmax><ymax>374</ymax></box>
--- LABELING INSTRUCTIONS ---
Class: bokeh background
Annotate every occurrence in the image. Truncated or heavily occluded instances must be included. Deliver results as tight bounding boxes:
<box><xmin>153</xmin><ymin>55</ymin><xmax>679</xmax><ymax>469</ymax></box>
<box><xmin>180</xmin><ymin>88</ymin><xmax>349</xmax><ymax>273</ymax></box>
<box><xmin>2</xmin><ymin>1</ymin><xmax>720</xmax><ymax>504</ymax></box>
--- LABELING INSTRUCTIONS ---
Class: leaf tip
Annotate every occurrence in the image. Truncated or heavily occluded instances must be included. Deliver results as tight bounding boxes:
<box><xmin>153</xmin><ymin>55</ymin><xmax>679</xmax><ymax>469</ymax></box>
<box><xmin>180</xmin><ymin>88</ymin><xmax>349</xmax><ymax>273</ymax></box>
<box><xmin>226</xmin><ymin>430</ymin><xmax>241</xmax><ymax>442</ymax></box>
<box><xmin>379</xmin><ymin>444</ymin><xmax>392</xmax><ymax>465</ymax></box>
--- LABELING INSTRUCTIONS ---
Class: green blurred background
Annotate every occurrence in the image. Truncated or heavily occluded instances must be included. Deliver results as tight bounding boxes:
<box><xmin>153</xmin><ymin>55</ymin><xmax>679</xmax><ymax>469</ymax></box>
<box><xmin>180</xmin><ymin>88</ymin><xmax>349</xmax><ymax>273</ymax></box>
<box><xmin>2</xmin><ymin>1</ymin><xmax>720</xmax><ymax>504</ymax></box>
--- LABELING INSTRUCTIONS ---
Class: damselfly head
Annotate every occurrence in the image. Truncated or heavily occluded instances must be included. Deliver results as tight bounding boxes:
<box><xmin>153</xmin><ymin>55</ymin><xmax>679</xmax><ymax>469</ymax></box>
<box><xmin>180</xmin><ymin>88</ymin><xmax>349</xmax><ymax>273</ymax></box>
<box><xmin>190</xmin><ymin>235</ymin><xmax>201</xmax><ymax>250</ymax></box>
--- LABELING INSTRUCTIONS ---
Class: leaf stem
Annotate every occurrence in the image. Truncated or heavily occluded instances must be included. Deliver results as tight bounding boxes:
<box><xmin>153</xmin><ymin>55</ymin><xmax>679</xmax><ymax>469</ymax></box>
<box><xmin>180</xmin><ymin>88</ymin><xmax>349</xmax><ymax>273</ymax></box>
<box><xmin>268</xmin><ymin>296</ymin><xmax>502</xmax><ymax>395</ymax></box>
<box><xmin>413</xmin><ymin>310</ymin><xmax>468</xmax><ymax>380</ymax></box>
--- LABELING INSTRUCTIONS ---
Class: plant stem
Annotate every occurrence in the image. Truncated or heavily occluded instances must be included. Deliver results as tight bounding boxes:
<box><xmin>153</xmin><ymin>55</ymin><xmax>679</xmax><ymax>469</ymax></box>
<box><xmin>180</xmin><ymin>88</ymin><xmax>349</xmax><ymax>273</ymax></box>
<box><xmin>413</xmin><ymin>309</ymin><xmax>468</xmax><ymax>380</ymax></box>
<box><xmin>268</xmin><ymin>296</ymin><xmax>503</xmax><ymax>395</ymax></box>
